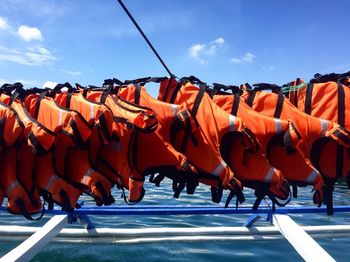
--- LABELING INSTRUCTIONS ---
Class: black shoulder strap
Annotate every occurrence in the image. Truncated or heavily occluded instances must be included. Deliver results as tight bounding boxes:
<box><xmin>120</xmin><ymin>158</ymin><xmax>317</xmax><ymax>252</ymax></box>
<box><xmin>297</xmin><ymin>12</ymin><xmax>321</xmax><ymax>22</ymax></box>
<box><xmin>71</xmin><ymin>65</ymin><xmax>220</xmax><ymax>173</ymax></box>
<box><xmin>169</xmin><ymin>81</ymin><xmax>183</xmax><ymax>104</ymax></box>
<box><xmin>246</xmin><ymin>91</ymin><xmax>257</xmax><ymax>107</ymax></box>
<box><xmin>337</xmin><ymin>81</ymin><xmax>345</xmax><ymax>127</ymax></box>
<box><xmin>304</xmin><ymin>82</ymin><xmax>314</xmax><ymax>114</ymax></box>
<box><xmin>65</xmin><ymin>92</ymin><xmax>73</xmax><ymax>108</ymax></box>
<box><xmin>134</xmin><ymin>84</ymin><xmax>141</xmax><ymax>104</ymax></box>
<box><xmin>336</xmin><ymin>81</ymin><xmax>346</xmax><ymax>179</ymax></box>
<box><xmin>231</xmin><ymin>94</ymin><xmax>240</xmax><ymax>116</ymax></box>
<box><xmin>274</xmin><ymin>92</ymin><xmax>285</xmax><ymax>118</ymax></box>
<box><xmin>34</xmin><ymin>92</ymin><xmax>47</xmax><ymax>119</ymax></box>
<box><xmin>191</xmin><ymin>85</ymin><xmax>206</xmax><ymax>118</ymax></box>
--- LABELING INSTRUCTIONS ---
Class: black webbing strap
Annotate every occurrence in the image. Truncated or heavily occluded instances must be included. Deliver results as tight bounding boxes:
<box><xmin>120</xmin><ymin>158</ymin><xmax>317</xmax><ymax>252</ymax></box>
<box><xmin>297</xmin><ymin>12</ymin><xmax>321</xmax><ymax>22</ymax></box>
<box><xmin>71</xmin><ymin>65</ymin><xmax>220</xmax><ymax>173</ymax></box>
<box><xmin>11</xmin><ymin>198</ymin><xmax>44</xmax><ymax>221</ymax></box>
<box><xmin>0</xmin><ymin>118</ymin><xmax>5</xmax><ymax>146</ymax></box>
<box><xmin>172</xmin><ymin>180</ymin><xmax>186</xmax><ymax>198</ymax></box>
<box><xmin>224</xmin><ymin>179</ymin><xmax>245</xmax><ymax>208</ymax></box>
<box><xmin>134</xmin><ymin>84</ymin><xmax>141</xmax><ymax>104</ymax></box>
<box><xmin>337</xmin><ymin>81</ymin><xmax>346</xmax><ymax>127</ymax></box>
<box><xmin>70</xmin><ymin>119</ymin><xmax>84</xmax><ymax>147</ymax></box>
<box><xmin>231</xmin><ymin>94</ymin><xmax>240</xmax><ymax>116</ymax></box>
<box><xmin>304</xmin><ymin>82</ymin><xmax>314</xmax><ymax>114</ymax></box>
<box><xmin>162</xmin><ymin>76</ymin><xmax>175</xmax><ymax>103</ymax></box>
<box><xmin>292</xmin><ymin>185</ymin><xmax>298</xmax><ymax>198</ymax></box>
<box><xmin>59</xmin><ymin>189</ymin><xmax>74</xmax><ymax>212</ymax></box>
<box><xmin>246</xmin><ymin>90</ymin><xmax>257</xmax><ymax>107</ymax></box>
<box><xmin>149</xmin><ymin>173</ymin><xmax>166</xmax><ymax>187</ymax></box>
<box><xmin>333</xmin><ymin>127</ymin><xmax>350</xmax><ymax>145</ymax></box>
<box><xmin>191</xmin><ymin>85</ymin><xmax>206</xmax><ymax>118</ymax></box>
<box><xmin>170</xmin><ymin>81</ymin><xmax>183</xmax><ymax>104</ymax></box>
<box><xmin>98</xmin><ymin>113</ymin><xmax>112</xmax><ymax>142</ymax></box>
<box><xmin>65</xmin><ymin>92</ymin><xmax>73</xmax><ymax>108</ymax></box>
<box><xmin>100</xmin><ymin>87</ymin><xmax>112</xmax><ymax>104</ymax></box>
<box><xmin>324</xmin><ymin>179</ymin><xmax>335</xmax><ymax>215</ymax></box>
<box><xmin>211</xmin><ymin>184</ymin><xmax>223</xmax><ymax>203</ymax></box>
<box><xmin>28</xmin><ymin>131</ymin><xmax>48</xmax><ymax>156</ymax></box>
<box><xmin>283</xmin><ymin>122</ymin><xmax>301</xmax><ymax>155</ymax></box>
<box><xmin>273</xmin><ymin>92</ymin><xmax>285</xmax><ymax>118</ymax></box>
<box><xmin>252</xmin><ymin>184</ymin><xmax>270</xmax><ymax>210</ymax></box>
<box><xmin>336</xmin><ymin>81</ymin><xmax>346</xmax><ymax>179</ymax></box>
<box><xmin>33</xmin><ymin>92</ymin><xmax>47</xmax><ymax>119</ymax></box>
<box><xmin>95</xmin><ymin>181</ymin><xmax>115</xmax><ymax>205</ymax></box>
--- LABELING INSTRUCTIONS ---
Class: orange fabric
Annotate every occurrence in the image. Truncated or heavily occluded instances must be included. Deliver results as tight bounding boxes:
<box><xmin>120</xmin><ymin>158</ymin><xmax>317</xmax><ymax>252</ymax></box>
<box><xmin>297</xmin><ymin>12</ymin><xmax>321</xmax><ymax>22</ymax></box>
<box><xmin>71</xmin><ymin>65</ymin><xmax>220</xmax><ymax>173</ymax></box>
<box><xmin>158</xmin><ymin>79</ymin><xmax>246</xmax><ymax>194</ymax></box>
<box><xmin>34</xmin><ymin>152</ymin><xmax>81</xmax><ymax>211</ymax></box>
<box><xmin>85</xmin><ymin>91</ymin><xmax>158</xmax><ymax>203</ymax></box>
<box><xmin>55</xmin><ymin>92</ymin><xmax>114</xmax><ymax>205</ymax></box>
<box><xmin>0</xmin><ymin>147</ymin><xmax>41</xmax><ymax>215</ymax></box>
<box><xmin>23</xmin><ymin>93</ymin><xmax>93</xmax><ymax>209</ymax></box>
<box><xmin>0</xmin><ymin>101</ymin><xmax>23</xmax><ymax>146</ymax></box>
<box><xmin>0</xmin><ymin>94</ymin><xmax>56</xmax><ymax>154</ymax></box>
<box><xmin>114</xmin><ymin>86</ymin><xmax>199</xmax><ymax>196</ymax></box>
<box><xmin>241</xmin><ymin>90</ymin><xmax>349</xmax><ymax>180</ymax></box>
<box><xmin>291</xmin><ymin>81</ymin><xmax>350</xmax><ymax>131</ymax></box>
<box><xmin>212</xmin><ymin>93</ymin><xmax>323</xmax><ymax>196</ymax></box>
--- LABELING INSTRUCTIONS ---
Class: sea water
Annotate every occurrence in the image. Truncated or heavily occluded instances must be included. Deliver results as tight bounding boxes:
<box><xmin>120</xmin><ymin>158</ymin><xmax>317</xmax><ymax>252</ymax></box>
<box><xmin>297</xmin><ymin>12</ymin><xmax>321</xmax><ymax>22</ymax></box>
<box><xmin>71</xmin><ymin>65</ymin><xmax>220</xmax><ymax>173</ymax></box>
<box><xmin>0</xmin><ymin>180</ymin><xmax>349</xmax><ymax>261</ymax></box>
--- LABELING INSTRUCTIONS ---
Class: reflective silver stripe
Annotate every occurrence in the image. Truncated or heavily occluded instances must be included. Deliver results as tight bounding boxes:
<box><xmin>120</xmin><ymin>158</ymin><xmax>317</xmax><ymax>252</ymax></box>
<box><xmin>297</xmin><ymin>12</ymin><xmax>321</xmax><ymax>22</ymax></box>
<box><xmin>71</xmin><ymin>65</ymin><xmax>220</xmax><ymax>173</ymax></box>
<box><xmin>171</xmin><ymin>104</ymin><xmax>178</xmax><ymax>116</ymax></box>
<box><xmin>274</xmin><ymin>118</ymin><xmax>283</xmax><ymax>134</ymax></box>
<box><xmin>228</xmin><ymin>115</ymin><xmax>237</xmax><ymax>132</ymax></box>
<box><xmin>82</xmin><ymin>168</ymin><xmax>95</xmax><ymax>184</ymax></box>
<box><xmin>90</xmin><ymin>103</ymin><xmax>95</xmax><ymax>120</ymax></box>
<box><xmin>45</xmin><ymin>174</ymin><xmax>58</xmax><ymax>190</ymax></box>
<box><xmin>6</xmin><ymin>181</ymin><xmax>20</xmax><ymax>195</ymax></box>
<box><xmin>305</xmin><ymin>169</ymin><xmax>319</xmax><ymax>183</ymax></box>
<box><xmin>320</xmin><ymin>119</ymin><xmax>329</xmax><ymax>137</ymax></box>
<box><xmin>58</xmin><ymin>109</ymin><xmax>63</xmax><ymax>126</ymax></box>
<box><xmin>212</xmin><ymin>160</ymin><xmax>227</xmax><ymax>176</ymax></box>
<box><xmin>22</xmin><ymin>117</ymin><xmax>30</xmax><ymax>124</ymax></box>
<box><xmin>264</xmin><ymin>167</ymin><xmax>275</xmax><ymax>182</ymax></box>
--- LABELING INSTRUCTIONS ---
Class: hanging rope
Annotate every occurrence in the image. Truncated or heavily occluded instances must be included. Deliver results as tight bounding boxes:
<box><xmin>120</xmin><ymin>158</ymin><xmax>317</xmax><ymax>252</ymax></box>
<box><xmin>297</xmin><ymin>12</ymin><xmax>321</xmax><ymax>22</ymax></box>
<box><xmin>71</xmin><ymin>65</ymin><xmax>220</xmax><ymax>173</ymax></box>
<box><xmin>116</xmin><ymin>0</ymin><xmax>175</xmax><ymax>78</ymax></box>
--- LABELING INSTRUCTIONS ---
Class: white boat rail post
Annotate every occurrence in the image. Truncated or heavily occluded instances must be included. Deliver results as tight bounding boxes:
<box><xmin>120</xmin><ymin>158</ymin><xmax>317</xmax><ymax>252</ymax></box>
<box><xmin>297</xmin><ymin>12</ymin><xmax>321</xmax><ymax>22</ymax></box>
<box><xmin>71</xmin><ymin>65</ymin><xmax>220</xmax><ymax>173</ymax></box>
<box><xmin>272</xmin><ymin>213</ymin><xmax>335</xmax><ymax>262</ymax></box>
<box><xmin>0</xmin><ymin>214</ymin><xmax>68</xmax><ymax>262</ymax></box>
<box><xmin>77</xmin><ymin>214</ymin><xmax>96</xmax><ymax>230</ymax></box>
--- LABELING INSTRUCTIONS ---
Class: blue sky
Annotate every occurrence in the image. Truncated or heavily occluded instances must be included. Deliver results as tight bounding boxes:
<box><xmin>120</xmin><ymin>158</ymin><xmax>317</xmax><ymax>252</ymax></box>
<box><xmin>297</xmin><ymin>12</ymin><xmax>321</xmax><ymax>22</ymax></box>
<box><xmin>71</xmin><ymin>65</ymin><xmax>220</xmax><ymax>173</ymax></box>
<box><xmin>1</xmin><ymin>0</ymin><xmax>350</xmax><ymax>96</ymax></box>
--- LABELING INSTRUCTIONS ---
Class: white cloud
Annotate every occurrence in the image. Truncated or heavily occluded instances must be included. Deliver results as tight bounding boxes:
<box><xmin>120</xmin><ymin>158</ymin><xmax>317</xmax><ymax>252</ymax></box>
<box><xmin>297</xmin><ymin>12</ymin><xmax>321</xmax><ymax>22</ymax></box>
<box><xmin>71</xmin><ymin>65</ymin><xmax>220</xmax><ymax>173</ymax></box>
<box><xmin>189</xmin><ymin>43</ymin><xmax>206</xmax><ymax>58</ymax></box>
<box><xmin>242</xmin><ymin>52</ymin><xmax>256</xmax><ymax>62</ymax></box>
<box><xmin>230</xmin><ymin>58</ymin><xmax>243</xmax><ymax>64</ymax></box>
<box><xmin>43</xmin><ymin>81</ymin><xmax>58</xmax><ymax>89</ymax></box>
<box><xmin>0</xmin><ymin>78</ymin><xmax>38</xmax><ymax>86</ymax></box>
<box><xmin>212</xmin><ymin>37</ymin><xmax>225</xmax><ymax>45</ymax></box>
<box><xmin>0</xmin><ymin>17</ymin><xmax>10</xmax><ymax>31</ymax></box>
<box><xmin>25</xmin><ymin>46</ymin><xmax>56</xmax><ymax>64</ymax></box>
<box><xmin>262</xmin><ymin>65</ymin><xmax>275</xmax><ymax>71</ymax></box>
<box><xmin>17</xmin><ymin>25</ymin><xmax>43</xmax><ymax>41</ymax></box>
<box><xmin>61</xmin><ymin>70</ymin><xmax>82</xmax><ymax>76</ymax></box>
<box><xmin>188</xmin><ymin>37</ymin><xmax>226</xmax><ymax>64</ymax></box>
<box><xmin>0</xmin><ymin>45</ymin><xmax>56</xmax><ymax>65</ymax></box>
<box><xmin>231</xmin><ymin>52</ymin><xmax>256</xmax><ymax>64</ymax></box>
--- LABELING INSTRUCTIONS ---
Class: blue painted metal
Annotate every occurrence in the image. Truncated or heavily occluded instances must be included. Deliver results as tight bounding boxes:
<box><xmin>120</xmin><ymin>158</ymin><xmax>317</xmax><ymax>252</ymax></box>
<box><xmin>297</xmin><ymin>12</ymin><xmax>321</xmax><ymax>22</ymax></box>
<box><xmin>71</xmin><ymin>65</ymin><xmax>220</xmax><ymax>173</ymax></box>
<box><xmin>243</xmin><ymin>214</ymin><xmax>261</xmax><ymax>227</ymax></box>
<box><xmin>2</xmin><ymin>205</ymin><xmax>350</xmax><ymax>216</ymax></box>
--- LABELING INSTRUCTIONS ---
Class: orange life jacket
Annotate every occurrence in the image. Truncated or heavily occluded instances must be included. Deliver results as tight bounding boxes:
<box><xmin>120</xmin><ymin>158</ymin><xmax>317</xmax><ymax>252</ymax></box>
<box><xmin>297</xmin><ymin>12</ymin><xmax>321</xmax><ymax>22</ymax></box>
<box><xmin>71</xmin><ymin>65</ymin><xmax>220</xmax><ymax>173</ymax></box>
<box><xmin>158</xmin><ymin>78</ymin><xmax>252</xmax><ymax>206</ymax></box>
<box><xmin>84</xmin><ymin>89</ymin><xmax>158</xmax><ymax>203</ymax></box>
<box><xmin>285</xmin><ymin>80</ymin><xmax>350</xmax><ymax>211</ymax></box>
<box><xmin>211</xmin><ymin>91</ymin><xmax>323</xmax><ymax>205</ymax></box>
<box><xmin>241</xmin><ymin>89</ymin><xmax>350</xmax><ymax>214</ymax></box>
<box><xmin>55</xmin><ymin>91</ymin><xmax>115</xmax><ymax>205</ymax></box>
<box><xmin>24</xmin><ymin>92</ymin><xmax>93</xmax><ymax>210</ymax></box>
<box><xmin>0</xmin><ymin>100</ymin><xmax>42</xmax><ymax>219</ymax></box>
